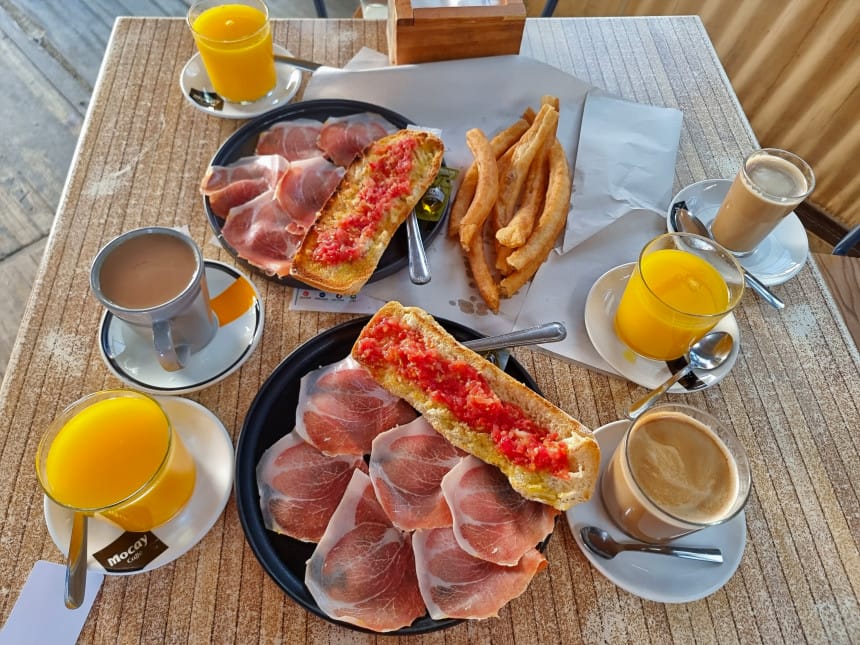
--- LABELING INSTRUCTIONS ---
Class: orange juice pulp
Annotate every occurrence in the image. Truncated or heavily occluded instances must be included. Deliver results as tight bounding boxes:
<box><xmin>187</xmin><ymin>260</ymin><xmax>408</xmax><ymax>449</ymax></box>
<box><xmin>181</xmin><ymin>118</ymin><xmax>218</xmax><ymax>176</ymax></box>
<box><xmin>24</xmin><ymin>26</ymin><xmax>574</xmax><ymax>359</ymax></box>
<box><xmin>614</xmin><ymin>249</ymin><xmax>730</xmax><ymax>360</ymax></box>
<box><xmin>192</xmin><ymin>3</ymin><xmax>275</xmax><ymax>103</ymax></box>
<box><xmin>44</xmin><ymin>396</ymin><xmax>196</xmax><ymax>532</ymax></box>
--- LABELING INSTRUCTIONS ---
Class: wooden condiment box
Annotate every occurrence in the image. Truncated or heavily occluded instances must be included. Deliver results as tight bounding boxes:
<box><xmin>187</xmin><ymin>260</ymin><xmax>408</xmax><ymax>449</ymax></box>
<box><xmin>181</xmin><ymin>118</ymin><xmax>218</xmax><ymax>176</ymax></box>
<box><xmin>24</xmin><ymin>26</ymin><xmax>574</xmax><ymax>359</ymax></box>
<box><xmin>387</xmin><ymin>0</ymin><xmax>526</xmax><ymax>65</ymax></box>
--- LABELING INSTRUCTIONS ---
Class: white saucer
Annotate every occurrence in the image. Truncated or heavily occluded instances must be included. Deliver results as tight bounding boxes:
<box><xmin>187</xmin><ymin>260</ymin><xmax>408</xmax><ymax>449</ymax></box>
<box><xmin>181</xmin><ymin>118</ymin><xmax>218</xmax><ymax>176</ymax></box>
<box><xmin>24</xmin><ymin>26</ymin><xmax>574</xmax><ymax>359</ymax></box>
<box><xmin>584</xmin><ymin>263</ymin><xmax>740</xmax><ymax>392</ymax></box>
<box><xmin>44</xmin><ymin>397</ymin><xmax>235</xmax><ymax>575</ymax></box>
<box><xmin>667</xmin><ymin>179</ymin><xmax>808</xmax><ymax>285</ymax></box>
<box><xmin>566</xmin><ymin>420</ymin><xmax>746</xmax><ymax>603</ymax></box>
<box><xmin>180</xmin><ymin>45</ymin><xmax>302</xmax><ymax>119</ymax></box>
<box><xmin>99</xmin><ymin>260</ymin><xmax>264</xmax><ymax>395</ymax></box>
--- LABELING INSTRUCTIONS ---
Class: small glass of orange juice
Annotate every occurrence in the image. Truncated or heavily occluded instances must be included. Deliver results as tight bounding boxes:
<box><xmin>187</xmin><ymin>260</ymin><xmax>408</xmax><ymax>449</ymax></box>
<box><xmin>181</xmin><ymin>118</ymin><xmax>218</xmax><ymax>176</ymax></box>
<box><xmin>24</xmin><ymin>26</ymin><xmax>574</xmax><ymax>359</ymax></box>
<box><xmin>614</xmin><ymin>233</ymin><xmax>745</xmax><ymax>361</ymax></box>
<box><xmin>36</xmin><ymin>390</ymin><xmax>196</xmax><ymax>533</ymax></box>
<box><xmin>187</xmin><ymin>0</ymin><xmax>276</xmax><ymax>104</ymax></box>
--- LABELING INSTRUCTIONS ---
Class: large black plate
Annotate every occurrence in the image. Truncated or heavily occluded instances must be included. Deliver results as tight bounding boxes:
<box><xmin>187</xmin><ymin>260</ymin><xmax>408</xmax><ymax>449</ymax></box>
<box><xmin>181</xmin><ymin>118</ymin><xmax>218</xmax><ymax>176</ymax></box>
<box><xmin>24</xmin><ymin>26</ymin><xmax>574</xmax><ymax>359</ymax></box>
<box><xmin>204</xmin><ymin>98</ymin><xmax>446</xmax><ymax>288</ymax></box>
<box><xmin>234</xmin><ymin>316</ymin><xmax>545</xmax><ymax>635</ymax></box>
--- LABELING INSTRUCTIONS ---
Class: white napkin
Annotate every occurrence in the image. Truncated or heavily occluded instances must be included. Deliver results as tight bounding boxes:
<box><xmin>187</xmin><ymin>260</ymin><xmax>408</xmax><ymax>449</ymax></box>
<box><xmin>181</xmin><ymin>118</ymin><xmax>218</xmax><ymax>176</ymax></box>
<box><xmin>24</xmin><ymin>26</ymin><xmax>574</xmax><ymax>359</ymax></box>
<box><xmin>296</xmin><ymin>52</ymin><xmax>596</xmax><ymax>336</ymax></box>
<box><xmin>303</xmin><ymin>53</ymin><xmax>595</xmax><ymax>188</ymax></box>
<box><xmin>562</xmin><ymin>94</ymin><xmax>682</xmax><ymax>252</ymax></box>
<box><xmin>293</xmin><ymin>52</ymin><xmax>683</xmax><ymax>375</ymax></box>
<box><xmin>0</xmin><ymin>561</ymin><xmax>104</xmax><ymax>645</ymax></box>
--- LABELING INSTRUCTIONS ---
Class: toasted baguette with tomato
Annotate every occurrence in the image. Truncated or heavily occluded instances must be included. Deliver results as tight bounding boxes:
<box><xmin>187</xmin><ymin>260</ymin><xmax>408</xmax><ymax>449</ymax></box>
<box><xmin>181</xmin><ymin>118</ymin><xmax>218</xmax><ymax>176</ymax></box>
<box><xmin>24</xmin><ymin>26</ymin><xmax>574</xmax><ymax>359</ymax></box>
<box><xmin>351</xmin><ymin>301</ymin><xmax>600</xmax><ymax>510</ymax></box>
<box><xmin>289</xmin><ymin>130</ymin><xmax>444</xmax><ymax>295</ymax></box>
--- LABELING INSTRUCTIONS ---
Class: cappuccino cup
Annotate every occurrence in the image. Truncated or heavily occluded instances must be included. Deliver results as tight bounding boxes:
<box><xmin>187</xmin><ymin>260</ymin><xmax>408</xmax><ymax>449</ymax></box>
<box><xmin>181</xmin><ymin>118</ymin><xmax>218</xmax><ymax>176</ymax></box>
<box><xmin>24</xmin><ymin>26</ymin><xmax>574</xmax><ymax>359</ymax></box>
<box><xmin>711</xmin><ymin>148</ymin><xmax>814</xmax><ymax>255</ymax></box>
<box><xmin>90</xmin><ymin>227</ymin><xmax>219</xmax><ymax>372</ymax></box>
<box><xmin>601</xmin><ymin>404</ymin><xmax>750</xmax><ymax>543</ymax></box>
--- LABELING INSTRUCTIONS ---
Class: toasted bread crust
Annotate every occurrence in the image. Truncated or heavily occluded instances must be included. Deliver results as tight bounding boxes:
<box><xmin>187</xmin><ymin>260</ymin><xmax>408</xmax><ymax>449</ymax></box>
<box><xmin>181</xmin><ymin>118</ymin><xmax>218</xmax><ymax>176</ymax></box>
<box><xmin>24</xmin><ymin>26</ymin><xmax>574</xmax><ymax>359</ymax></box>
<box><xmin>351</xmin><ymin>302</ymin><xmax>600</xmax><ymax>510</ymax></box>
<box><xmin>289</xmin><ymin>130</ymin><xmax>444</xmax><ymax>295</ymax></box>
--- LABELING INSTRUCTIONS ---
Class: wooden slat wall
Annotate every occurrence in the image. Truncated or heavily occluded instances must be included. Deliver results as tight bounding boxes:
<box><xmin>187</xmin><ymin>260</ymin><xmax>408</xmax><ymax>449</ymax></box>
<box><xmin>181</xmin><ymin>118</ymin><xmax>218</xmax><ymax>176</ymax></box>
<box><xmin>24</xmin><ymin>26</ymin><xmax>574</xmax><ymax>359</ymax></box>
<box><xmin>528</xmin><ymin>0</ymin><xmax>860</xmax><ymax>229</ymax></box>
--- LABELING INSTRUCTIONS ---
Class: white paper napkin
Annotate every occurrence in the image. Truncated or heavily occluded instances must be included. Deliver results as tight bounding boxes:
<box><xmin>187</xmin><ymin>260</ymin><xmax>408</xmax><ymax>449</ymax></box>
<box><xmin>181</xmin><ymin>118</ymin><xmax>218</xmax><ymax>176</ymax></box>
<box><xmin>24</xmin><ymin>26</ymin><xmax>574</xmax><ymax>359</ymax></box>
<box><xmin>562</xmin><ymin>94</ymin><xmax>682</xmax><ymax>252</ymax></box>
<box><xmin>0</xmin><ymin>561</ymin><xmax>104</xmax><ymax>645</ymax></box>
<box><xmin>292</xmin><ymin>53</ymin><xmax>683</xmax><ymax>376</ymax></box>
<box><xmin>303</xmin><ymin>53</ymin><xmax>595</xmax><ymax>187</ymax></box>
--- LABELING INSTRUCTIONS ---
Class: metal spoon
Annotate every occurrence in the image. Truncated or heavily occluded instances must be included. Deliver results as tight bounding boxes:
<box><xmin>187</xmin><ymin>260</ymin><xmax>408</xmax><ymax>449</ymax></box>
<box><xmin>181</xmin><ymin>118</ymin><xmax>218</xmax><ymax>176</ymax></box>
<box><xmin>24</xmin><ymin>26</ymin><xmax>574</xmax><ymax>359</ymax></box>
<box><xmin>462</xmin><ymin>322</ymin><xmax>566</xmax><ymax>353</ymax></box>
<box><xmin>580</xmin><ymin>526</ymin><xmax>723</xmax><ymax>563</ymax></box>
<box><xmin>626</xmin><ymin>331</ymin><xmax>733</xmax><ymax>419</ymax></box>
<box><xmin>188</xmin><ymin>53</ymin><xmax>322</xmax><ymax>111</ymax></box>
<box><xmin>671</xmin><ymin>202</ymin><xmax>785</xmax><ymax>310</ymax></box>
<box><xmin>406</xmin><ymin>209</ymin><xmax>431</xmax><ymax>284</ymax></box>
<box><xmin>65</xmin><ymin>512</ymin><xmax>88</xmax><ymax>608</ymax></box>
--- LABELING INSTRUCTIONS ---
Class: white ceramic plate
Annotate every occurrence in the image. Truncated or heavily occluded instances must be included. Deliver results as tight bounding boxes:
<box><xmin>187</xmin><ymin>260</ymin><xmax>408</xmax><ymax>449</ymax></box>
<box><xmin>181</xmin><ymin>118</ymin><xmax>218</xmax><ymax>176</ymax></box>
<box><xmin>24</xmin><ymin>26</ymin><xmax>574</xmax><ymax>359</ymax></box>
<box><xmin>180</xmin><ymin>45</ymin><xmax>302</xmax><ymax>119</ymax></box>
<box><xmin>584</xmin><ymin>263</ymin><xmax>740</xmax><ymax>392</ymax></box>
<box><xmin>667</xmin><ymin>179</ymin><xmax>808</xmax><ymax>285</ymax></box>
<box><xmin>566</xmin><ymin>420</ymin><xmax>746</xmax><ymax>603</ymax></box>
<box><xmin>99</xmin><ymin>260</ymin><xmax>264</xmax><ymax>395</ymax></box>
<box><xmin>44</xmin><ymin>397</ymin><xmax>235</xmax><ymax>575</ymax></box>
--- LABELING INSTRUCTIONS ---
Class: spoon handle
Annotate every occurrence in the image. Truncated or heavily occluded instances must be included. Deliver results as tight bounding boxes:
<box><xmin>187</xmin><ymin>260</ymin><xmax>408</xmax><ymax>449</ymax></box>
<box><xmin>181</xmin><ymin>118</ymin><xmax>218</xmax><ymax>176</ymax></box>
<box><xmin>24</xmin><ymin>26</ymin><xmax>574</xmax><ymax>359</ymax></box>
<box><xmin>628</xmin><ymin>543</ymin><xmax>724</xmax><ymax>563</ymax></box>
<box><xmin>462</xmin><ymin>322</ymin><xmax>567</xmax><ymax>353</ymax></box>
<box><xmin>743</xmin><ymin>267</ymin><xmax>785</xmax><ymax>310</ymax></box>
<box><xmin>273</xmin><ymin>53</ymin><xmax>322</xmax><ymax>71</ymax></box>
<box><xmin>406</xmin><ymin>210</ymin><xmax>431</xmax><ymax>284</ymax></box>
<box><xmin>65</xmin><ymin>512</ymin><xmax>88</xmax><ymax>609</ymax></box>
<box><xmin>626</xmin><ymin>366</ymin><xmax>691</xmax><ymax>419</ymax></box>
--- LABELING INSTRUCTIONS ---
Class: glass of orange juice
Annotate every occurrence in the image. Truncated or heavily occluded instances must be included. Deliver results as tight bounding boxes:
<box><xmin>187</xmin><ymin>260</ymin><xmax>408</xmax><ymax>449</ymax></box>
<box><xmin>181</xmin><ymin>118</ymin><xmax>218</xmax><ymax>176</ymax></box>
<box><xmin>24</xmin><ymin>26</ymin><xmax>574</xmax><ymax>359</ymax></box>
<box><xmin>36</xmin><ymin>390</ymin><xmax>196</xmax><ymax>533</ymax></box>
<box><xmin>187</xmin><ymin>0</ymin><xmax>276</xmax><ymax>104</ymax></box>
<box><xmin>614</xmin><ymin>233</ymin><xmax>745</xmax><ymax>361</ymax></box>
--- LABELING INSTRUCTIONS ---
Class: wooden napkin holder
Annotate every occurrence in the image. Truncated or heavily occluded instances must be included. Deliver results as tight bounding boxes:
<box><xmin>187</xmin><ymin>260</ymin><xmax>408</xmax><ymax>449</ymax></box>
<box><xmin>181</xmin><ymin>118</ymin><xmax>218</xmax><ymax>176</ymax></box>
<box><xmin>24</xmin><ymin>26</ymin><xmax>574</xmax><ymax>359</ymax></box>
<box><xmin>387</xmin><ymin>0</ymin><xmax>526</xmax><ymax>65</ymax></box>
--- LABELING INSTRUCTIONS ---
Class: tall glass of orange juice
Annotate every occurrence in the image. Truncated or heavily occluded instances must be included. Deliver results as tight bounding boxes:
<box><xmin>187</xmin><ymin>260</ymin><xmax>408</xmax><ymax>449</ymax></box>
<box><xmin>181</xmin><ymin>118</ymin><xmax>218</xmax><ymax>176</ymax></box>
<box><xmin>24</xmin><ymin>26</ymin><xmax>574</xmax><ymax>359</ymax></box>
<box><xmin>614</xmin><ymin>233</ymin><xmax>744</xmax><ymax>360</ymax></box>
<box><xmin>187</xmin><ymin>0</ymin><xmax>276</xmax><ymax>104</ymax></box>
<box><xmin>36</xmin><ymin>390</ymin><xmax>196</xmax><ymax>532</ymax></box>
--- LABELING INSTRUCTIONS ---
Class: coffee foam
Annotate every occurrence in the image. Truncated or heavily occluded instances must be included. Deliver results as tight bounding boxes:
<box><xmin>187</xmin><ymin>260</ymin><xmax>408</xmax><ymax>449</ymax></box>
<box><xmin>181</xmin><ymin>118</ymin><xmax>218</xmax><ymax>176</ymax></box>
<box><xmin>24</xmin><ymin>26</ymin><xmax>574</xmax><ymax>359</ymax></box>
<box><xmin>626</xmin><ymin>411</ymin><xmax>738</xmax><ymax>524</ymax></box>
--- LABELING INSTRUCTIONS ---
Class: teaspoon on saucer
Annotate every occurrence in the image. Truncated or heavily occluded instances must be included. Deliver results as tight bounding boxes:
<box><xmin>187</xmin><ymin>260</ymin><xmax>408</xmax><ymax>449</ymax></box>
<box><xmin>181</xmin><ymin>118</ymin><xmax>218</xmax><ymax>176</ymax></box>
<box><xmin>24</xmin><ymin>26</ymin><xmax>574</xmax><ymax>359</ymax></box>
<box><xmin>581</xmin><ymin>526</ymin><xmax>724</xmax><ymax>564</ymax></box>
<box><xmin>65</xmin><ymin>512</ymin><xmax>88</xmax><ymax>608</ymax></box>
<box><xmin>626</xmin><ymin>331</ymin><xmax>734</xmax><ymax>419</ymax></box>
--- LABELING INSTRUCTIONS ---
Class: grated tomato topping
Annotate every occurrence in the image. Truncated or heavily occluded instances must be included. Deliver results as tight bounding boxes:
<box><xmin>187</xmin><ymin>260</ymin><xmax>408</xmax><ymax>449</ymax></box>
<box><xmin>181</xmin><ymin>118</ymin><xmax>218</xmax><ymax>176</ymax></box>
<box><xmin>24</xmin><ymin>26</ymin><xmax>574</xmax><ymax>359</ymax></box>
<box><xmin>354</xmin><ymin>317</ymin><xmax>570</xmax><ymax>477</ymax></box>
<box><xmin>312</xmin><ymin>137</ymin><xmax>417</xmax><ymax>265</ymax></box>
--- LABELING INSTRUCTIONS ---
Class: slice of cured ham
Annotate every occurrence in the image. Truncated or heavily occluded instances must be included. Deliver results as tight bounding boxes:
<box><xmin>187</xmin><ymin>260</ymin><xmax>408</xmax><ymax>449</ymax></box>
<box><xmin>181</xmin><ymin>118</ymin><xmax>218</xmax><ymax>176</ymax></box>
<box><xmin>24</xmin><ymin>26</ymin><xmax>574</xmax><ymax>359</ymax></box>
<box><xmin>255</xmin><ymin>118</ymin><xmax>324</xmax><ymax>161</ymax></box>
<box><xmin>256</xmin><ymin>431</ymin><xmax>367</xmax><ymax>543</ymax></box>
<box><xmin>201</xmin><ymin>154</ymin><xmax>289</xmax><ymax>194</ymax></box>
<box><xmin>273</xmin><ymin>156</ymin><xmax>345</xmax><ymax>231</ymax></box>
<box><xmin>295</xmin><ymin>356</ymin><xmax>417</xmax><ymax>456</ymax></box>
<box><xmin>306</xmin><ymin>470</ymin><xmax>426</xmax><ymax>632</ymax></box>
<box><xmin>220</xmin><ymin>189</ymin><xmax>304</xmax><ymax>277</ymax></box>
<box><xmin>317</xmin><ymin>113</ymin><xmax>397</xmax><ymax>167</ymax></box>
<box><xmin>412</xmin><ymin>526</ymin><xmax>547</xmax><ymax>620</ymax></box>
<box><xmin>201</xmin><ymin>155</ymin><xmax>290</xmax><ymax>219</ymax></box>
<box><xmin>441</xmin><ymin>456</ymin><xmax>558</xmax><ymax>566</ymax></box>
<box><xmin>369</xmin><ymin>417</ymin><xmax>464</xmax><ymax>531</ymax></box>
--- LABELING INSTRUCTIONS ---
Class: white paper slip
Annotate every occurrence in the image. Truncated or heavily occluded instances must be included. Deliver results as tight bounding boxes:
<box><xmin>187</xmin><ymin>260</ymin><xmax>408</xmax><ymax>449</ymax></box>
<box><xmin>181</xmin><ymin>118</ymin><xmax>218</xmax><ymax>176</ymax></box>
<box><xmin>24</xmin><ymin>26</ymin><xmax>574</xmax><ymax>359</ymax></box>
<box><xmin>0</xmin><ymin>560</ymin><xmax>104</xmax><ymax>645</ymax></box>
<box><xmin>562</xmin><ymin>93</ymin><xmax>682</xmax><ymax>252</ymax></box>
<box><xmin>290</xmin><ymin>287</ymin><xmax>384</xmax><ymax>314</ymax></box>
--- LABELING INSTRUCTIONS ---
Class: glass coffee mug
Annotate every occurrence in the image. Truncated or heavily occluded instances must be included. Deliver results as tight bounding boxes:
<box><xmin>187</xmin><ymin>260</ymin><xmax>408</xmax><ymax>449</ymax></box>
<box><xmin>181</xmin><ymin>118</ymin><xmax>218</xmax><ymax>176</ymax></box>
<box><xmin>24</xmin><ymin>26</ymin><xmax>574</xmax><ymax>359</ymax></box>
<box><xmin>187</xmin><ymin>0</ymin><xmax>277</xmax><ymax>104</ymax></box>
<box><xmin>711</xmin><ymin>148</ymin><xmax>815</xmax><ymax>255</ymax></box>
<box><xmin>614</xmin><ymin>232</ymin><xmax>745</xmax><ymax>361</ymax></box>
<box><xmin>90</xmin><ymin>226</ymin><xmax>219</xmax><ymax>372</ymax></box>
<box><xmin>600</xmin><ymin>404</ymin><xmax>750</xmax><ymax>543</ymax></box>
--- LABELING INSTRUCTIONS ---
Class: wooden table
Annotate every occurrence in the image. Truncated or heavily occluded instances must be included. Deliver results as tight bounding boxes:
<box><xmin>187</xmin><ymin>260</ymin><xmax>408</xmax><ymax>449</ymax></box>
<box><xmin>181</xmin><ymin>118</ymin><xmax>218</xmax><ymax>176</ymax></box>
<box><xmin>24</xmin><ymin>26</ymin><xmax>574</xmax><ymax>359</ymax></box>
<box><xmin>1</xmin><ymin>16</ymin><xmax>858</xmax><ymax>644</ymax></box>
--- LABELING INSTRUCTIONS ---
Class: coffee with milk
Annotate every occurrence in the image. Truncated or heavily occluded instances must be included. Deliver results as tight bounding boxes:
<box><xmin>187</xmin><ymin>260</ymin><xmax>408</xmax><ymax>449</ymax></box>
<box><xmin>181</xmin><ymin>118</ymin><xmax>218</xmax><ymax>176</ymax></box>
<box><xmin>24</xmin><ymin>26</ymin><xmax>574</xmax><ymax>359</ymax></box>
<box><xmin>601</xmin><ymin>405</ymin><xmax>749</xmax><ymax>543</ymax></box>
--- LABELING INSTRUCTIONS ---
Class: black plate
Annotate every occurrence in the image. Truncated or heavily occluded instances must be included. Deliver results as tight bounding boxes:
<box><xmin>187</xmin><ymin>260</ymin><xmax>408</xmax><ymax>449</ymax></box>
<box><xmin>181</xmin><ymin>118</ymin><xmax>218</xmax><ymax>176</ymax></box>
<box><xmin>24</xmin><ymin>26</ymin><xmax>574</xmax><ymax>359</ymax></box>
<box><xmin>204</xmin><ymin>98</ymin><xmax>446</xmax><ymax>288</ymax></box>
<box><xmin>234</xmin><ymin>316</ymin><xmax>545</xmax><ymax>635</ymax></box>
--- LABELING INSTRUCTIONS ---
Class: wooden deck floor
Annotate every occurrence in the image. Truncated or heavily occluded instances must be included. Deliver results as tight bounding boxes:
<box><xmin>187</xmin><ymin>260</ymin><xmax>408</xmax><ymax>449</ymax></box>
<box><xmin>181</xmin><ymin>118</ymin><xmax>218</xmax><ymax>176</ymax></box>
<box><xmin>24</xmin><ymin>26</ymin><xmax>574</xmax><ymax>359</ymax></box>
<box><xmin>0</xmin><ymin>0</ymin><xmax>357</xmax><ymax>382</ymax></box>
